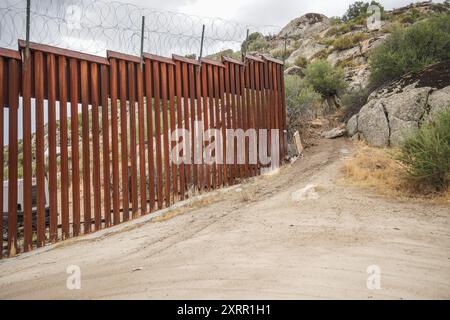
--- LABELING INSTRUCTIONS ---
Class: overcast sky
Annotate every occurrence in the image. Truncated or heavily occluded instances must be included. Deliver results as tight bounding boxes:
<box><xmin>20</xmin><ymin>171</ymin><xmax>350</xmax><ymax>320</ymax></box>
<box><xmin>113</xmin><ymin>0</ymin><xmax>446</xmax><ymax>26</ymax></box>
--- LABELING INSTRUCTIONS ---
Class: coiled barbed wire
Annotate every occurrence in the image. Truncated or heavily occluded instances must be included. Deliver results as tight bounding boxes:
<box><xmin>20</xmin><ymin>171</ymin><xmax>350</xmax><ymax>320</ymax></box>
<box><xmin>0</xmin><ymin>0</ymin><xmax>281</xmax><ymax>57</ymax></box>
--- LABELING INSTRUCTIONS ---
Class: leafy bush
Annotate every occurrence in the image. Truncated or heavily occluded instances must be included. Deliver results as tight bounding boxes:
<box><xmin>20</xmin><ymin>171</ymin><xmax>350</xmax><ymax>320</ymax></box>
<box><xmin>285</xmin><ymin>75</ymin><xmax>322</xmax><ymax>134</ymax></box>
<box><xmin>304</xmin><ymin>59</ymin><xmax>347</xmax><ymax>97</ymax></box>
<box><xmin>285</xmin><ymin>75</ymin><xmax>321</xmax><ymax>110</ymax></box>
<box><xmin>369</xmin><ymin>14</ymin><xmax>450</xmax><ymax>88</ymax></box>
<box><xmin>293</xmin><ymin>56</ymin><xmax>308</xmax><ymax>68</ymax></box>
<box><xmin>396</xmin><ymin>108</ymin><xmax>450</xmax><ymax>191</ymax></box>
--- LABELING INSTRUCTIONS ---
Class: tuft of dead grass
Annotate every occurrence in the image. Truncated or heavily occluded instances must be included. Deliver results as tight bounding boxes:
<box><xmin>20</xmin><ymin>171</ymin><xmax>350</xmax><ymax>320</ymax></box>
<box><xmin>341</xmin><ymin>142</ymin><xmax>450</xmax><ymax>204</ymax></box>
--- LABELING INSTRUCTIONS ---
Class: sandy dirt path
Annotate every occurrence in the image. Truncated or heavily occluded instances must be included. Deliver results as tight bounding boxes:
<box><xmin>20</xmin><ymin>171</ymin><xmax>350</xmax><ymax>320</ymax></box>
<box><xmin>0</xmin><ymin>138</ymin><xmax>449</xmax><ymax>299</ymax></box>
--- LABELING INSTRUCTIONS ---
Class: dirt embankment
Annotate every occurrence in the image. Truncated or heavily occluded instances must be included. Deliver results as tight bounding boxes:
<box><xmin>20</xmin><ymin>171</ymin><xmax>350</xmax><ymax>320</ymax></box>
<box><xmin>0</xmin><ymin>138</ymin><xmax>449</xmax><ymax>299</ymax></box>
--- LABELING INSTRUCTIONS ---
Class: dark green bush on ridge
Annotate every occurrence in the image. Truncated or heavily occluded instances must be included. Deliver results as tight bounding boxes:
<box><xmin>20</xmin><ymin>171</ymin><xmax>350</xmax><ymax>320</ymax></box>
<box><xmin>396</xmin><ymin>108</ymin><xmax>450</xmax><ymax>192</ymax></box>
<box><xmin>369</xmin><ymin>14</ymin><xmax>450</xmax><ymax>89</ymax></box>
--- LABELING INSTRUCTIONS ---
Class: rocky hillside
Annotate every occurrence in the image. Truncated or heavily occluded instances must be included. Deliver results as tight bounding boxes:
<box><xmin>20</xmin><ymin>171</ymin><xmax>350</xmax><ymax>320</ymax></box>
<box><xmin>347</xmin><ymin>60</ymin><xmax>450</xmax><ymax>147</ymax></box>
<box><xmin>262</xmin><ymin>1</ymin><xmax>449</xmax><ymax>92</ymax></box>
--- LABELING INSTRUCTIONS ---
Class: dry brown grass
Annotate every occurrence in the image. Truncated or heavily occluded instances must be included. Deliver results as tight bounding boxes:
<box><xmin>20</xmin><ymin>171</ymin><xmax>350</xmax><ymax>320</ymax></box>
<box><xmin>341</xmin><ymin>142</ymin><xmax>450</xmax><ymax>204</ymax></box>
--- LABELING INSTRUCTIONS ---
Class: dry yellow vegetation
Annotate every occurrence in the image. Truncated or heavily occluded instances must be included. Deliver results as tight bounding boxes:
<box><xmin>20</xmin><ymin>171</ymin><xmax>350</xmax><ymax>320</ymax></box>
<box><xmin>341</xmin><ymin>142</ymin><xmax>450</xmax><ymax>204</ymax></box>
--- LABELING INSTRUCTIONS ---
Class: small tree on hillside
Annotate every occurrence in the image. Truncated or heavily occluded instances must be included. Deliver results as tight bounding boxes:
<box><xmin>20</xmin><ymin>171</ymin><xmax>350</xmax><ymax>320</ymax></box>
<box><xmin>343</xmin><ymin>1</ymin><xmax>384</xmax><ymax>22</ymax></box>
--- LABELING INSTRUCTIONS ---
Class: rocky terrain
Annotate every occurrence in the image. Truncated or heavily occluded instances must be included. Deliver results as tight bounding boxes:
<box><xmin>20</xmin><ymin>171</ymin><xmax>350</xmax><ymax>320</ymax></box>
<box><xmin>347</xmin><ymin>60</ymin><xmax>450</xmax><ymax>147</ymax></box>
<box><xmin>270</xmin><ymin>1</ymin><xmax>449</xmax><ymax>92</ymax></box>
<box><xmin>244</xmin><ymin>1</ymin><xmax>450</xmax><ymax>149</ymax></box>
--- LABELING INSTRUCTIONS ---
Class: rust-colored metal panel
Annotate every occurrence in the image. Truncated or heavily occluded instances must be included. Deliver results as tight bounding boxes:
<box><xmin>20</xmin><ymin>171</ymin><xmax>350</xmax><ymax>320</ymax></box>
<box><xmin>109</xmin><ymin>59</ymin><xmax>121</xmax><ymax>225</ymax></box>
<box><xmin>213</xmin><ymin>65</ymin><xmax>223</xmax><ymax>187</ymax></box>
<box><xmin>70</xmin><ymin>58</ymin><xmax>81</xmax><ymax>236</ymax></box>
<box><xmin>181</xmin><ymin>62</ymin><xmax>191</xmax><ymax>191</ymax></box>
<box><xmin>279</xmin><ymin>64</ymin><xmax>287</xmax><ymax>159</ymax></box>
<box><xmin>195</xmin><ymin>64</ymin><xmax>204</xmax><ymax>192</ymax></box>
<box><xmin>152</xmin><ymin>60</ymin><xmax>163</xmax><ymax>210</ymax></box>
<box><xmin>201</xmin><ymin>64</ymin><xmax>211</xmax><ymax>192</ymax></box>
<box><xmin>35</xmin><ymin>51</ymin><xmax>46</xmax><ymax>248</ymax></box>
<box><xmin>7</xmin><ymin>59</ymin><xmax>20</xmax><ymax>254</ymax></box>
<box><xmin>19</xmin><ymin>40</ymin><xmax>109</xmax><ymax>66</ymax></box>
<box><xmin>100</xmin><ymin>64</ymin><xmax>111</xmax><ymax>227</ymax></box>
<box><xmin>228</xmin><ymin>62</ymin><xmax>238</xmax><ymax>182</ymax></box>
<box><xmin>272</xmin><ymin>62</ymin><xmax>280</xmax><ymax>167</ymax></box>
<box><xmin>254</xmin><ymin>61</ymin><xmax>262</xmax><ymax>173</ymax></box>
<box><xmin>258</xmin><ymin>61</ymin><xmax>267</xmax><ymax>165</ymax></box>
<box><xmin>241</xmin><ymin>64</ymin><xmax>250</xmax><ymax>179</ymax></box>
<box><xmin>168</xmin><ymin>64</ymin><xmax>178</xmax><ymax>202</ymax></box>
<box><xmin>80</xmin><ymin>61</ymin><xmax>91</xmax><ymax>233</ymax></box>
<box><xmin>0</xmin><ymin>57</ymin><xmax>4</xmax><ymax>257</ymax></box>
<box><xmin>263</xmin><ymin>60</ymin><xmax>271</xmax><ymax>162</ymax></box>
<box><xmin>127</xmin><ymin>62</ymin><xmax>138</xmax><ymax>218</ymax></box>
<box><xmin>119</xmin><ymin>60</ymin><xmax>130</xmax><ymax>221</ymax></box>
<box><xmin>22</xmin><ymin>53</ymin><xmax>33</xmax><ymax>250</ymax></box>
<box><xmin>219</xmin><ymin>66</ymin><xmax>228</xmax><ymax>186</ymax></box>
<box><xmin>91</xmin><ymin>63</ymin><xmax>102</xmax><ymax>230</ymax></box>
<box><xmin>0</xmin><ymin>48</ymin><xmax>21</xmax><ymax>60</ymax></box>
<box><xmin>267</xmin><ymin>61</ymin><xmax>274</xmax><ymax>164</ymax></box>
<box><xmin>47</xmin><ymin>53</ymin><xmax>58</xmax><ymax>242</ymax></box>
<box><xmin>59</xmin><ymin>56</ymin><xmax>70</xmax><ymax>239</ymax></box>
<box><xmin>235</xmin><ymin>64</ymin><xmax>244</xmax><ymax>180</ymax></box>
<box><xmin>188</xmin><ymin>64</ymin><xmax>197</xmax><ymax>191</ymax></box>
<box><xmin>223</xmin><ymin>61</ymin><xmax>232</xmax><ymax>185</ymax></box>
<box><xmin>160</xmin><ymin>63</ymin><xmax>171</xmax><ymax>208</ymax></box>
<box><xmin>144</xmin><ymin>60</ymin><xmax>156</xmax><ymax>211</ymax></box>
<box><xmin>137</xmin><ymin>65</ymin><xmax>147</xmax><ymax>215</ymax></box>
<box><xmin>174</xmin><ymin>61</ymin><xmax>185</xmax><ymax>200</ymax></box>
<box><xmin>258</xmin><ymin>62</ymin><xmax>265</xmax><ymax>131</ymax></box>
<box><xmin>207</xmin><ymin>64</ymin><xmax>216</xmax><ymax>189</ymax></box>
<box><xmin>248</xmin><ymin>60</ymin><xmax>257</xmax><ymax>176</ymax></box>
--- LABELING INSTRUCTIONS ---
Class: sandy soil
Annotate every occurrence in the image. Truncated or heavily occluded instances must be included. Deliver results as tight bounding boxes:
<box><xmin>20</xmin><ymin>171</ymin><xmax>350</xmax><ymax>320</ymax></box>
<box><xmin>0</xmin><ymin>138</ymin><xmax>449</xmax><ymax>299</ymax></box>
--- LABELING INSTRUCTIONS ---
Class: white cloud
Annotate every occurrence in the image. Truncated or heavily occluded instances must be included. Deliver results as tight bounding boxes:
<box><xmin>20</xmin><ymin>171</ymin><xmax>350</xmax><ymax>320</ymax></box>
<box><xmin>120</xmin><ymin>0</ymin><xmax>447</xmax><ymax>26</ymax></box>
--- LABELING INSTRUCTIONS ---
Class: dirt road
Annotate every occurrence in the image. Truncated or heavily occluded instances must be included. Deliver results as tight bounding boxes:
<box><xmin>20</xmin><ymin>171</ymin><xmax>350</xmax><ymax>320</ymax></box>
<box><xmin>0</xmin><ymin>138</ymin><xmax>449</xmax><ymax>299</ymax></box>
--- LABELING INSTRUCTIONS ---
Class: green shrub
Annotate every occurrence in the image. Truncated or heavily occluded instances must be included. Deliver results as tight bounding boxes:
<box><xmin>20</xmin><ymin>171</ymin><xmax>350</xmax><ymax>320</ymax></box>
<box><xmin>285</xmin><ymin>75</ymin><xmax>321</xmax><ymax>109</ymax></box>
<box><xmin>369</xmin><ymin>14</ymin><xmax>450</xmax><ymax>88</ymax></box>
<box><xmin>333</xmin><ymin>35</ymin><xmax>355</xmax><ymax>50</ymax></box>
<box><xmin>396</xmin><ymin>108</ymin><xmax>450</xmax><ymax>191</ymax></box>
<box><xmin>271</xmin><ymin>47</ymin><xmax>294</xmax><ymax>60</ymax></box>
<box><xmin>333</xmin><ymin>32</ymin><xmax>368</xmax><ymax>51</ymax></box>
<box><xmin>293</xmin><ymin>56</ymin><xmax>308</xmax><ymax>68</ymax></box>
<box><xmin>285</xmin><ymin>75</ymin><xmax>322</xmax><ymax>127</ymax></box>
<box><xmin>304</xmin><ymin>59</ymin><xmax>347</xmax><ymax>97</ymax></box>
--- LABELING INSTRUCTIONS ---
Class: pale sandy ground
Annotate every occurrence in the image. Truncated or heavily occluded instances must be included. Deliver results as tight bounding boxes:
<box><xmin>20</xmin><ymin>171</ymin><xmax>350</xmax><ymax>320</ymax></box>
<box><xmin>0</xmin><ymin>138</ymin><xmax>449</xmax><ymax>299</ymax></box>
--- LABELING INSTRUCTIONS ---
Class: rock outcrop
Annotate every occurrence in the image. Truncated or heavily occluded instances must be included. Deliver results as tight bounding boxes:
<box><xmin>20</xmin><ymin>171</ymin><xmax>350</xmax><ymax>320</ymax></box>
<box><xmin>347</xmin><ymin>61</ymin><xmax>450</xmax><ymax>147</ymax></box>
<box><xmin>278</xmin><ymin>13</ymin><xmax>330</xmax><ymax>39</ymax></box>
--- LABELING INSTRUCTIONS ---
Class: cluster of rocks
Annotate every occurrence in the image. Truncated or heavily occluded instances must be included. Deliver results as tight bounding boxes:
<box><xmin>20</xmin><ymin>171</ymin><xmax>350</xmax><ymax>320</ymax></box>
<box><xmin>347</xmin><ymin>61</ymin><xmax>450</xmax><ymax>147</ymax></box>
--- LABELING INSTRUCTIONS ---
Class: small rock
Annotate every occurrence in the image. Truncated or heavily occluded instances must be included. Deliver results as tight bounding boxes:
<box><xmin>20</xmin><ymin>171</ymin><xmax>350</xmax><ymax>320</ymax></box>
<box><xmin>321</xmin><ymin>127</ymin><xmax>346</xmax><ymax>139</ymax></box>
<box><xmin>291</xmin><ymin>184</ymin><xmax>319</xmax><ymax>202</ymax></box>
<box><xmin>284</xmin><ymin>66</ymin><xmax>304</xmax><ymax>77</ymax></box>
<box><xmin>132</xmin><ymin>267</ymin><xmax>144</xmax><ymax>272</ymax></box>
